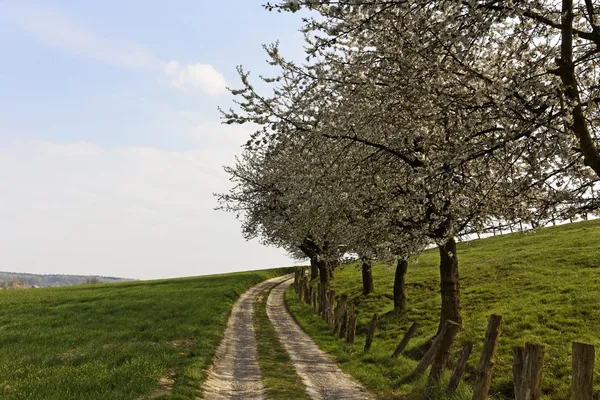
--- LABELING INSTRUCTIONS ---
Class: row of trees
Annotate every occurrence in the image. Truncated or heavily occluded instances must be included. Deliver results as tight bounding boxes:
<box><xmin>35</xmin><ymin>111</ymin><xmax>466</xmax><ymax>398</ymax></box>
<box><xmin>217</xmin><ymin>0</ymin><xmax>600</xmax><ymax>334</ymax></box>
<box><xmin>0</xmin><ymin>280</ymin><xmax>29</xmax><ymax>289</ymax></box>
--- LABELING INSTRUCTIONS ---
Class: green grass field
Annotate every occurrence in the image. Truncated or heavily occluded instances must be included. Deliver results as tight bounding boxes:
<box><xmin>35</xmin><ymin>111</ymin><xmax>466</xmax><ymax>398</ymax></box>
<box><xmin>0</xmin><ymin>267</ymin><xmax>291</xmax><ymax>400</ymax></box>
<box><xmin>286</xmin><ymin>219</ymin><xmax>600</xmax><ymax>399</ymax></box>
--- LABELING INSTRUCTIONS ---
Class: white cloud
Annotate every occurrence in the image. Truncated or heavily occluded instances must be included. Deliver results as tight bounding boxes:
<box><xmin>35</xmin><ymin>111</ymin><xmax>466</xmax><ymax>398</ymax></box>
<box><xmin>0</xmin><ymin>2</ymin><xmax>160</xmax><ymax>69</ymax></box>
<box><xmin>165</xmin><ymin>61</ymin><xmax>228</xmax><ymax>95</ymax></box>
<box><xmin>0</xmin><ymin>139</ymin><xmax>296</xmax><ymax>280</ymax></box>
<box><xmin>0</xmin><ymin>2</ymin><xmax>227</xmax><ymax>95</ymax></box>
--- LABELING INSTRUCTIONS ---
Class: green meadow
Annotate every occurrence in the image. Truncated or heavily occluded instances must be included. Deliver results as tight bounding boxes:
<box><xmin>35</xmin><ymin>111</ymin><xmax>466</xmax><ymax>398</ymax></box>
<box><xmin>0</xmin><ymin>267</ymin><xmax>290</xmax><ymax>400</ymax></box>
<box><xmin>286</xmin><ymin>219</ymin><xmax>600</xmax><ymax>399</ymax></box>
<box><xmin>4</xmin><ymin>220</ymin><xmax>600</xmax><ymax>399</ymax></box>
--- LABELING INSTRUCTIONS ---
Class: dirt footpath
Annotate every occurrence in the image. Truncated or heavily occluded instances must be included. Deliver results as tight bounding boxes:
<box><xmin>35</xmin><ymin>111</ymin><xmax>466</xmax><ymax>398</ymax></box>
<box><xmin>266</xmin><ymin>279</ymin><xmax>374</xmax><ymax>400</ymax></box>
<box><xmin>200</xmin><ymin>274</ymin><xmax>291</xmax><ymax>400</ymax></box>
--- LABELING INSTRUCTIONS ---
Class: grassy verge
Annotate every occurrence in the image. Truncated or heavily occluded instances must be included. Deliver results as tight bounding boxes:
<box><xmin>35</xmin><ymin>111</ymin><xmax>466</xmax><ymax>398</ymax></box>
<box><xmin>253</xmin><ymin>288</ymin><xmax>311</xmax><ymax>400</ymax></box>
<box><xmin>0</xmin><ymin>267</ymin><xmax>291</xmax><ymax>400</ymax></box>
<box><xmin>286</xmin><ymin>219</ymin><xmax>600</xmax><ymax>399</ymax></box>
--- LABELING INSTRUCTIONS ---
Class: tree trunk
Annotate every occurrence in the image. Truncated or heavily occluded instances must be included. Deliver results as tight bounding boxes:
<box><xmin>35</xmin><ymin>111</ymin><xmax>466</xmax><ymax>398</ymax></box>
<box><xmin>318</xmin><ymin>259</ymin><xmax>329</xmax><ymax>284</ymax></box>
<box><xmin>559</xmin><ymin>0</ymin><xmax>600</xmax><ymax>177</ymax></box>
<box><xmin>310</xmin><ymin>257</ymin><xmax>319</xmax><ymax>281</ymax></box>
<box><xmin>361</xmin><ymin>260</ymin><xmax>374</xmax><ymax>295</ymax></box>
<box><xmin>394</xmin><ymin>258</ymin><xmax>408</xmax><ymax>312</ymax></box>
<box><xmin>327</xmin><ymin>259</ymin><xmax>336</xmax><ymax>280</ymax></box>
<box><xmin>438</xmin><ymin>237</ymin><xmax>462</xmax><ymax>333</ymax></box>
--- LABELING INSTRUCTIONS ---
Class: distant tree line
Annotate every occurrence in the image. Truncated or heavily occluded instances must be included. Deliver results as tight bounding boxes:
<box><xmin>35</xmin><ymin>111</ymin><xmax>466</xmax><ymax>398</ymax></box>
<box><xmin>0</xmin><ymin>271</ymin><xmax>133</xmax><ymax>288</ymax></box>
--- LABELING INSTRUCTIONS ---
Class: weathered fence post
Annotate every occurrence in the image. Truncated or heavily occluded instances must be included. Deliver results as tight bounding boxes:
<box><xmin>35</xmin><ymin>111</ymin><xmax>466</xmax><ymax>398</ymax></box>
<box><xmin>425</xmin><ymin>320</ymin><xmax>461</xmax><ymax>395</ymax></box>
<box><xmin>321</xmin><ymin>284</ymin><xmax>330</xmax><ymax>320</ymax></box>
<box><xmin>321</xmin><ymin>287</ymin><xmax>327</xmax><ymax>320</ymax></box>
<box><xmin>392</xmin><ymin>322</ymin><xmax>420</xmax><ymax>359</ymax></box>
<box><xmin>306</xmin><ymin>281</ymin><xmax>312</xmax><ymax>305</ymax></box>
<box><xmin>364</xmin><ymin>313</ymin><xmax>378</xmax><ymax>353</ymax></box>
<box><xmin>446</xmin><ymin>341</ymin><xmax>473</xmax><ymax>394</ymax></box>
<box><xmin>303</xmin><ymin>278</ymin><xmax>310</xmax><ymax>304</ymax></box>
<box><xmin>472</xmin><ymin>314</ymin><xmax>503</xmax><ymax>400</ymax></box>
<box><xmin>333</xmin><ymin>296</ymin><xmax>347</xmax><ymax>335</ymax></box>
<box><xmin>326</xmin><ymin>290</ymin><xmax>336</xmax><ymax>325</ymax></box>
<box><xmin>317</xmin><ymin>282</ymin><xmax>321</xmax><ymax>312</ymax></box>
<box><xmin>513</xmin><ymin>347</ymin><xmax>525</xmax><ymax>400</ymax></box>
<box><xmin>571</xmin><ymin>342</ymin><xmax>594</xmax><ymax>400</ymax></box>
<box><xmin>294</xmin><ymin>268</ymin><xmax>299</xmax><ymax>293</ymax></box>
<box><xmin>319</xmin><ymin>283</ymin><xmax>328</xmax><ymax>318</ymax></box>
<box><xmin>519</xmin><ymin>342</ymin><xmax>545</xmax><ymax>400</ymax></box>
<box><xmin>312</xmin><ymin>290</ymin><xmax>317</xmax><ymax>313</ymax></box>
<box><xmin>347</xmin><ymin>307</ymin><xmax>357</xmax><ymax>344</ymax></box>
<box><xmin>339</xmin><ymin>308</ymin><xmax>348</xmax><ymax>339</ymax></box>
<box><xmin>410</xmin><ymin>319</ymin><xmax>455</xmax><ymax>379</ymax></box>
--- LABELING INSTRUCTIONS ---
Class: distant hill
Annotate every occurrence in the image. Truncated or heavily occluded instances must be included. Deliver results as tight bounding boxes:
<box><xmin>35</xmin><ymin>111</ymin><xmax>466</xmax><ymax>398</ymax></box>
<box><xmin>0</xmin><ymin>271</ymin><xmax>135</xmax><ymax>288</ymax></box>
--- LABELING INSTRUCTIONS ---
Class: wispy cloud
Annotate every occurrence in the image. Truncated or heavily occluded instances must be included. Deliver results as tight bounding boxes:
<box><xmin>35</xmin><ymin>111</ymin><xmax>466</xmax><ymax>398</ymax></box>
<box><xmin>0</xmin><ymin>2</ymin><xmax>227</xmax><ymax>94</ymax></box>
<box><xmin>0</xmin><ymin>2</ymin><xmax>161</xmax><ymax>69</ymax></box>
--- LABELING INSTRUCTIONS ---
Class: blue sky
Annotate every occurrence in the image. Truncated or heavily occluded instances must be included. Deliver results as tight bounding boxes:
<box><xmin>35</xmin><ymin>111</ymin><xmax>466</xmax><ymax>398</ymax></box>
<box><xmin>0</xmin><ymin>1</ymin><xmax>306</xmax><ymax>279</ymax></box>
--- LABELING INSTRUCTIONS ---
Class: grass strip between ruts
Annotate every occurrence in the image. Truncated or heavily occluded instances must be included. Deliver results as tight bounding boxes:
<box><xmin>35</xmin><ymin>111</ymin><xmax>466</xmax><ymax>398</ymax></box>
<box><xmin>253</xmin><ymin>286</ymin><xmax>312</xmax><ymax>400</ymax></box>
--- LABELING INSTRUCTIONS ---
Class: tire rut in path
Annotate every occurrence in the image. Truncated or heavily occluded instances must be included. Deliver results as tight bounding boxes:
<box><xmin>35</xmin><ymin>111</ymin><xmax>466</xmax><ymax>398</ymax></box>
<box><xmin>267</xmin><ymin>279</ymin><xmax>374</xmax><ymax>400</ymax></box>
<box><xmin>200</xmin><ymin>274</ymin><xmax>292</xmax><ymax>400</ymax></box>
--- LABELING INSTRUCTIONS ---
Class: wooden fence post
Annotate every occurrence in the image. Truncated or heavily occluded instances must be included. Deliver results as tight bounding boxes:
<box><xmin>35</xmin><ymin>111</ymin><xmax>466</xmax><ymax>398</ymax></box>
<box><xmin>472</xmin><ymin>314</ymin><xmax>503</xmax><ymax>400</ymax></box>
<box><xmin>364</xmin><ymin>313</ymin><xmax>378</xmax><ymax>353</ymax></box>
<box><xmin>333</xmin><ymin>296</ymin><xmax>347</xmax><ymax>335</ymax></box>
<box><xmin>317</xmin><ymin>282</ymin><xmax>321</xmax><ymax>313</ymax></box>
<box><xmin>571</xmin><ymin>342</ymin><xmax>594</xmax><ymax>400</ymax></box>
<box><xmin>513</xmin><ymin>347</ymin><xmax>525</xmax><ymax>400</ymax></box>
<box><xmin>321</xmin><ymin>283</ymin><xmax>330</xmax><ymax>319</ymax></box>
<box><xmin>426</xmin><ymin>320</ymin><xmax>461</xmax><ymax>394</ymax></box>
<box><xmin>300</xmin><ymin>277</ymin><xmax>304</xmax><ymax>302</ymax></box>
<box><xmin>519</xmin><ymin>342</ymin><xmax>545</xmax><ymax>400</ymax></box>
<box><xmin>339</xmin><ymin>309</ymin><xmax>348</xmax><ymax>339</ymax></box>
<box><xmin>321</xmin><ymin>288</ymin><xmax>327</xmax><ymax>320</ymax></box>
<box><xmin>312</xmin><ymin>290</ymin><xmax>317</xmax><ymax>313</ymax></box>
<box><xmin>319</xmin><ymin>283</ymin><xmax>327</xmax><ymax>318</ymax></box>
<box><xmin>392</xmin><ymin>322</ymin><xmax>420</xmax><ymax>359</ymax></box>
<box><xmin>303</xmin><ymin>278</ymin><xmax>310</xmax><ymax>304</ymax></box>
<box><xmin>294</xmin><ymin>269</ymin><xmax>299</xmax><ymax>293</ymax></box>
<box><xmin>347</xmin><ymin>307</ymin><xmax>357</xmax><ymax>344</ymax></box>
<box><xmin>327</xmin><ymin>290</ymin><xmax>336</xmax><ymax>325</ymax></box>
<box><xmin>446</xmin><ymin>341</ymin><xmax>473</xmax><ymax>394</ymax></box>
<box><xmin>410</xmin><ymin>320</ymin><xmax>453</xmax><ymax>379</ymax></box>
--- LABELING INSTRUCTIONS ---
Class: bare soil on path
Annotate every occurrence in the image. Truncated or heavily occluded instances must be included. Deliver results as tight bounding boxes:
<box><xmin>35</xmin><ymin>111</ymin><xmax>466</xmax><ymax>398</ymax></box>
<box><xmin>200</xmin><ymin>274</ymin><xmax>291</xmax><ymax>400</ymax></box>
<box><xmin>267</xmin><ymin>279</ymin><xmax>374</xmax><ymax>400</ymax></box>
